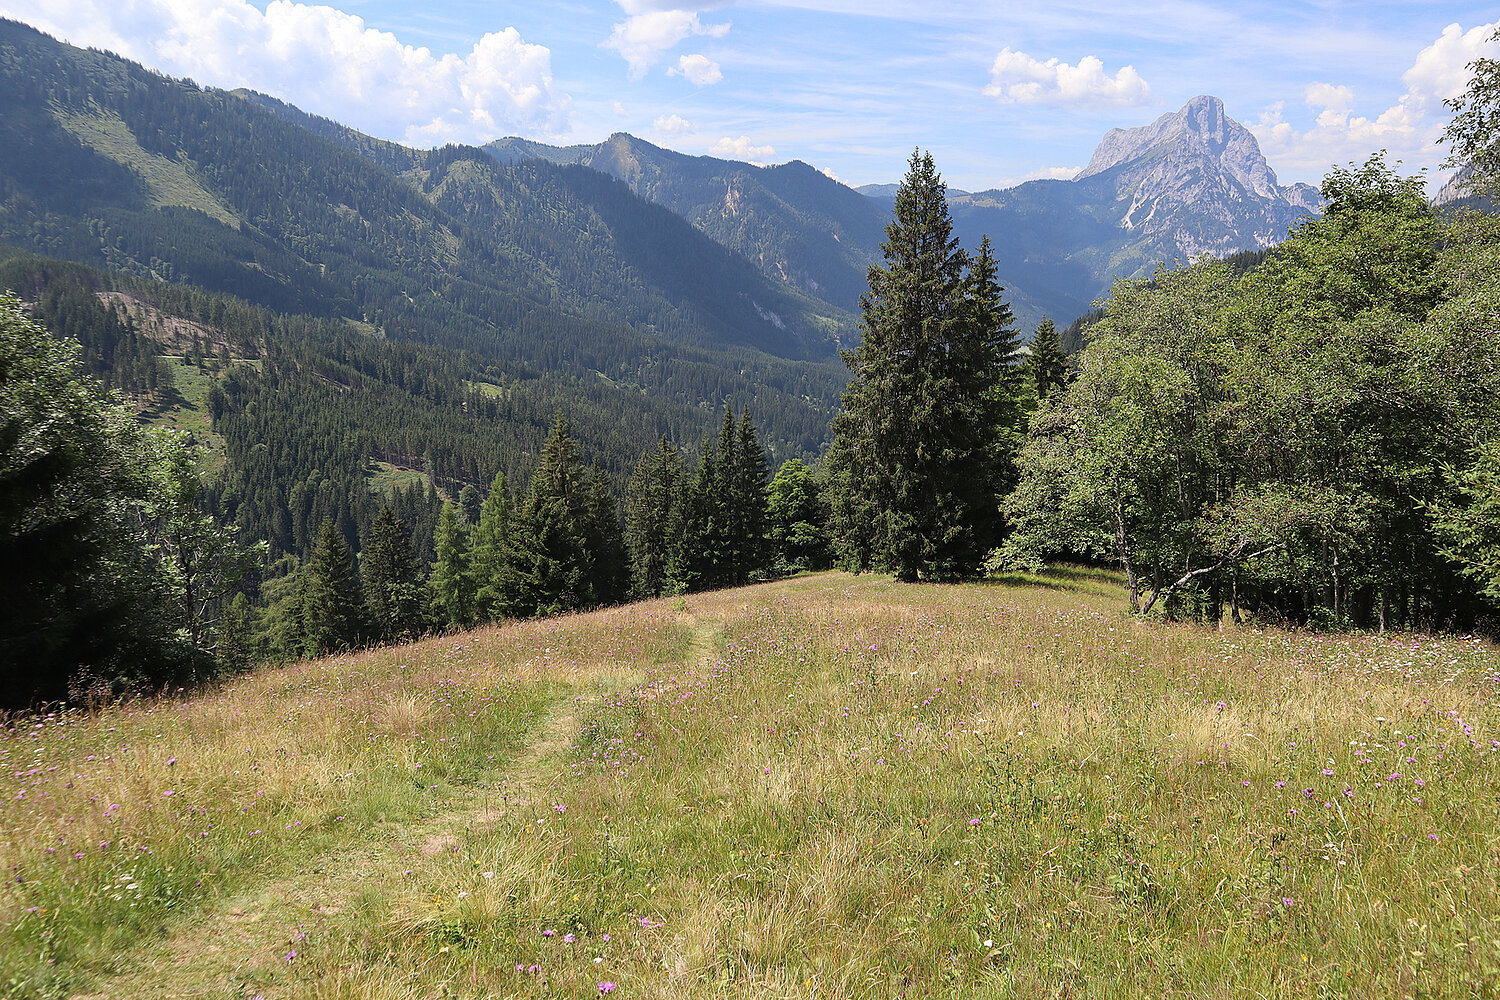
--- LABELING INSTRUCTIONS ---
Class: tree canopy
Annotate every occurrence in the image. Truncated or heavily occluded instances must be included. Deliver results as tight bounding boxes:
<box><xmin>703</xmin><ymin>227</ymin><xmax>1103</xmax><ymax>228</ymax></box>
<box><xmin>827</xmin><ymin>151</ymin><xmax>1025</xmax><ymax>581</ymax></box>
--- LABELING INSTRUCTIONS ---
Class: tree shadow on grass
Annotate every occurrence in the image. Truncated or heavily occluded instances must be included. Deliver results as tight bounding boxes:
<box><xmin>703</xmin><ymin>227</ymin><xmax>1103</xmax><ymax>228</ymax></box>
<box><xmin>981</xmin><ymin>564</ymin><xmax>1122</xmax><ymax>594</ymax></box>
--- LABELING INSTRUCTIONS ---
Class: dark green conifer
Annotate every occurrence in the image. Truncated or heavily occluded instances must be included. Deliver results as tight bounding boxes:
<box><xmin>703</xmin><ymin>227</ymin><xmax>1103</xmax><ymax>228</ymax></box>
<box><xmin>828</xmin><ymin>150</ymin><xmax>1022</xmax><ymax>581</ymax></box>
<box><xmin>299</xmin><ymin>520</ymin><xmax>369</xmax><ymax>656</ymax></box>
<box><xmin>1028</xmin><ymin>317</ymin><xmax>1069</xmax><ymax>402</ymax></box>
<box><xmin>363</xmin><ymin>507</ymin><xmax>429</xmax><ymax>642</ymax></box>
<box><xmin>471</xmin><ymin>470</ymin><xmax>512</xmax><ymax>619</ymax></box>
<box><xmin>580</xmin><ymin>462</ymin><xmax>630</xmax><ymax>606</ymax></box>
<box><xmin>730</xmin><ymin>410</ymin><xmax>770</xmax><ymax>584</ymax></box>
<box><xmin>429</xmin><ymin>501</ymin><xmax>476</xmax><ymax>628</ymax></box>
<box><xmin>626</xmin><ymin>438</ymin><xmax>684</xmax><ymax>599</ymax></box>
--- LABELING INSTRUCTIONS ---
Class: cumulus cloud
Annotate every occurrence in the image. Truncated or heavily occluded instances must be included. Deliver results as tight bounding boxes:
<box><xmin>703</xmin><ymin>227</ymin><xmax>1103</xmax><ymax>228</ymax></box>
<box><xmin>2</xmin><ymin>0</ymin><xmax>570</xmax><ymax>145</ymax></box>
<box><xmin>653</xmin><ymin>113</ymin><xmax>697</xmax><ymax>136</ymax></box>
<box><xmin>711</xmin><ymin>135</ymin><xmax>775</xmax><ymax>163</ymax></box>
<box><xmin>1022</xmin><ymin>165</ymin><xmax>1084</xmax><ymax>181</ymax></box>
<box><xmin>1249</xmin><ymin>21</ymin><xmax>1499</xmax><ymax>185</ymax></box>
<box><xmin>669</xmin><ymin>53</ymin><xmax>723</xmax><ymax>85</ymax></box>
<box><xmin>983</xmin><ymin>48</ymin><xmax>1151</xmax><ymax>108</ymax></box>
<box><xmin>604</xmin><ymin>7</ymin><xmax>729</xmax><ymax>79</ymax></box>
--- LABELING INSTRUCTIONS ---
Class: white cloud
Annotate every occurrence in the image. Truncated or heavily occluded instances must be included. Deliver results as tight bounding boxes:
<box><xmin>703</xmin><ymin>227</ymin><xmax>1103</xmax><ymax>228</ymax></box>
<box><xmin>1</xmin><ymin>0</ymin><xmax>570</xmax><ymax>145</ymax></box>
<box><xmin>603</xmin><ymin>8</ymin><xmax>729</xmax><ymax>79</ymax></box>
<box><xmin>669</xmin><ymin>53</ymin><xmax>723</xmax><ymax>85</ymax></box>
<box><xmin>1249</xmin><ymin>21</ymin><xmax>1499</xmax><ymax>185</ymax></box>
<box><xmin>611</xmin><ymin>100</ymin><xmax>628</xmax><ymax>117</ymax></box>
<box><xmin>653</xmin><ymin>113</ymin><xmax>697</xmax><ymax>136</ymax></box>
<box><xmin>711</xmin><ymin>135</ymin><xmax>775</xmax><ymax>162</ymax></box>
<box><xmin>1022</xmin><ymin>165</ymin><xmax>1083</xmax><ymax>181</ymax></box>
<box><xmin>983</xmin><ymin>48</ymin><xmax>1150</xmax><ymax>108</ymax></box>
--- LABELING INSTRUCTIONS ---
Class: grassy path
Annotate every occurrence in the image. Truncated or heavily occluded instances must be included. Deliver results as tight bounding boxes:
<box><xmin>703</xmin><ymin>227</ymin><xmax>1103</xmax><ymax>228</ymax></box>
<box><xmin>36</xmin><ymin>600</ymin><xmax>706</xmax><ymax>999</ymax></box>
<box><xmin>3</xmin><ymin>573</ymin><xmax>1494</xmax><ymax>998</ymax></box>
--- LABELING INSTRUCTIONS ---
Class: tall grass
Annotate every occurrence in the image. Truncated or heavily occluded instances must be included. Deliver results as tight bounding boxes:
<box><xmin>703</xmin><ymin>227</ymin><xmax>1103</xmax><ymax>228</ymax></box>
<box><xmin>2</xmin><ymin>571</ymin><xmax>1496</xmax><ymax>998</ymax></box>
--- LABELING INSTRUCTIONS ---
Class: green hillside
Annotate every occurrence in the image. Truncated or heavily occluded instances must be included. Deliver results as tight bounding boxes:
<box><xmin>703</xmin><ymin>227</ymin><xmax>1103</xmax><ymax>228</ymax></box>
<box><xmin>1</xmin><ymin>572</ymin><xmax>1496</xmax><ymax>997</ymax></box>
<box><xmin>486</xmin><ymin>132</ymin><xmax>889</xmax><ymax>313</ymax></box>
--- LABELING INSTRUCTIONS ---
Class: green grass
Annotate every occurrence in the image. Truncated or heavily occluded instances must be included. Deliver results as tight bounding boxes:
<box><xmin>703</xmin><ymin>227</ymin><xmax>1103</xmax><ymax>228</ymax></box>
<box><xmin>139</xmin><ymin>357</ymin><xmax>258</xmax><ymax>474</ymax></box>
<box><xmin>2</xmin><ymin>572</ymin><xmax>1497</xmax><ymax>998</ymax></box>
<box><xmin>52</xmin><ymin>106</ymin><xmax>240</xmax><ymax>228</ymax></box>
<box><xmin>366</xmin><ymin>460</ymin><xmax>432</xmax><ymax>498</ymax></box>
<box><xmin>463</xmin><ymin>379</ymin><xmax>507</xmax><ymax>399</ymax></box>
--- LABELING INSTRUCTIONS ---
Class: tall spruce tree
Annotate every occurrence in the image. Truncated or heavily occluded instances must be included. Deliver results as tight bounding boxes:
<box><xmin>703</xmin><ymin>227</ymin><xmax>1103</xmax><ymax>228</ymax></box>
<box><xmin>581</xmin><ymin>462</ymin><xmax>631</xmax><ymax>606</ymax></box>
<box><xmin>730</xmin><ymin>410</ymin><xmax>771</xmax><ymax>584</ymax></box>
<box><xmin>498</xmin><ymin>415</ymin><xmax>613</xmax><ymax>617</ymax></box>
<box><xmin>625</xmin><ymin>438</ymin><xmax>684</xmax><ymax>599</ymax></box>
<box><xmin>299</xmin><ymin>520</ymin><xmax>369</xmax><ymax>656</ymax></box>
<box><xmin>1028</xmin><ymin>317</ymin><xmax>1069</xmax><ymax>402</ymax></box>
<box><xmin>828</xmin><ymin>150</ymin><xmax>1020</xmax><ymax>581</ymax></box>
<box><xmin>362</xmin><ymin>507</ymin><xmax>429</xmax><ymax>642</ymax></box>
<box><xmin>470</xmin><ymin>470</ymin><xmax>512</xmax><ymax>620</ymax></box>
<box><xmin>669</xmin><ymin>435</ymin><xmax>725</xmax><ymax>593</ymax></box>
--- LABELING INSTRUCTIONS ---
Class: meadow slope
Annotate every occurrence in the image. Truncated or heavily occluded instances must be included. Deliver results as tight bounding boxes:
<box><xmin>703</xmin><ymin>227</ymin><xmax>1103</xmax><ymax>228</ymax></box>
<box><xmin>2</xmin><ymin>570</ymin><xmax>1498</xmax><ymax>999</ymax></box>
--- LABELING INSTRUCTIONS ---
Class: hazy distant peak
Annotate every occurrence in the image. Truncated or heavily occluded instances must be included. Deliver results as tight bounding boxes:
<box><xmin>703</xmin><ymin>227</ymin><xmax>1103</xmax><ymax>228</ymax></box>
<box><xmin>1079</xmin><ymin>95</ymin><xmax>1279</xmax><ymax>198</ymax></box>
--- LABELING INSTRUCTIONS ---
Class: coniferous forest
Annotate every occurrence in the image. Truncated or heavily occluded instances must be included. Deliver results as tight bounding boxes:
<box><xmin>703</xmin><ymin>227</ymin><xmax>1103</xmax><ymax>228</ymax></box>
<box><xmin>2</xmin><ymin>18</ymin><xmax>1500</xmax><ymax>709</ymax></box>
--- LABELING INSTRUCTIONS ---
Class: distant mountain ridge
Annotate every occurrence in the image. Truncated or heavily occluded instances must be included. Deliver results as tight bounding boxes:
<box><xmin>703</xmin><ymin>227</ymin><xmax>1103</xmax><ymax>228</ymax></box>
<box><xmin>486</xmin><ymin>134</ymin><xmax>887</xmax><ymax>312</ymax></box>
<box><xmin>0</xmin><ymin>18</ymin><xmax>854</xmax><ymax>466</ymax></box>
<box><xmin>930</xmin><ymin>96</ymin><xmax>1322</xmax><ymax>327</ymax></box>
<box><xmin>493</xmin><ymin>98</ymin><xmax>1321</xmax><ymax>332</ymax></box>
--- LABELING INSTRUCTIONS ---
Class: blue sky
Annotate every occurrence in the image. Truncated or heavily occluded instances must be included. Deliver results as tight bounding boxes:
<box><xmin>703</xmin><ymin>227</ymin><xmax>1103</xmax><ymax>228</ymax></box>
<box><xmin>3</xmin><ymin>1</ymin><xmax>1495</xmax><ymax>192</ymax></box>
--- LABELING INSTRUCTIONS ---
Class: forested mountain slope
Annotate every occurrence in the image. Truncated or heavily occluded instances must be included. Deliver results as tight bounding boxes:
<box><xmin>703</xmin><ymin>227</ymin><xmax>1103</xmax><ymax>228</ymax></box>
<box><xmin>0</xmin><ymin>18</ymin><xmax>856</xmax><ymax>575</ymax></box>
<box><xmin>0</xmin><ymin>19</ymin><xmax>853</xmax><ymax>377</ymax></box>
<box><xmin>486</xmin><ymin>132</ymin><xmax>888</xmax><ymax>313</ymax></box>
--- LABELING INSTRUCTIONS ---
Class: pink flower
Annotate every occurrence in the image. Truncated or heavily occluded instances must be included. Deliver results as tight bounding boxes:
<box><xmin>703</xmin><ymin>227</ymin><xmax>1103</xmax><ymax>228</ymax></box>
<box><xmin>564</xmin><ymin>933</ymin><xmax>575</xmax><ymax>944</ymax></box>
<box><xmin>968</xmin><ymin>818</ymin><xmax>981</xmax><ymax>826</ymax></box>
<box><xmin>598</xmin><ymin>983</ymin><xmax>618</xmax><ymax>994</ymax></box>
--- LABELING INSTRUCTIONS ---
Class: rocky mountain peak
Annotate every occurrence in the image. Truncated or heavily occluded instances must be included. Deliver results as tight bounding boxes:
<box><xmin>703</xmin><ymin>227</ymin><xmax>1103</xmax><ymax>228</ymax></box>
<box><xmin>1073</xmin><ymin>95</ymin><xmax>1319</xmax><ymax>257</ymax></box>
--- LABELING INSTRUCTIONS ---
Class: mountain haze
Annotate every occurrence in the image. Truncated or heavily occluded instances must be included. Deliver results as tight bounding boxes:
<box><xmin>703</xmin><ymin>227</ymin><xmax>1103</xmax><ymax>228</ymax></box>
<box><xmin>487</xmin><ymin>133</ymin><xmax>888</xmax><ymax>313</ymax></box>
<box><xmin>490</xmin><ymin>98</ymin><xmax>1321</xmax><ymax>333</ymax></box>
<box><xmin>0</xmin><ymin>19</ymin><xmax>853</xmax><ymax>460</ymax></box>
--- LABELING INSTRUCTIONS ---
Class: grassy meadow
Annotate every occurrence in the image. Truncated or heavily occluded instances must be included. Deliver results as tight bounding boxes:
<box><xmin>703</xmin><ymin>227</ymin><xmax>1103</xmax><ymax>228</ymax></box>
<box><xmin>2</xmin><ymin>569</ymin><xmax>1498</xmax><ymax>998</ymax></box>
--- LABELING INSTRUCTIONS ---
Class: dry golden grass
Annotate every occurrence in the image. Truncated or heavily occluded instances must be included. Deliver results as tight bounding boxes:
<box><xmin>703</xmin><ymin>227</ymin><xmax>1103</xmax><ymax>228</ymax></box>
<box><xmin>1</xmin><ymin>570</ymin><xmax>1497</xmax><ymax>999</ymax></box>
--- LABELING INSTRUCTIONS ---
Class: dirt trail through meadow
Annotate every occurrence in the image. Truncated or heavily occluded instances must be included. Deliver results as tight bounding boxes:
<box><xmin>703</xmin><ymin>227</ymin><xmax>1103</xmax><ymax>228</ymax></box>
<box><xmin>67</xmin><ymin>611</ymin><xmax>723</xmax><ymax>1000</ymax></box>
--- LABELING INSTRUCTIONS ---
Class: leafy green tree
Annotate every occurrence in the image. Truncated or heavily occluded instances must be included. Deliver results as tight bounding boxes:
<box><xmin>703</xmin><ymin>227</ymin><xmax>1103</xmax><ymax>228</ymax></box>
<box><xmin>298</xmin><ymin>520</ymin><xmax>369</xmax><ymax>656</ymax></box>
<box><xmin>767</xmin><ymin>458</ymin><xmax>831</xmax><ymax>572</ymax></box>
<box><xmin>626</xmin><ymin>437</ymin><xmax>685</xmax><ymax>599</ymax></box>
<box><xmin>1005</xmin><ymin>155</ymin><xmax>1500</xmax><ymax>629</ymax></box>
<box><xmin>1443</xmin><ymin>26</ymin><xmax>1500</xmax><ymax>196</ymax></box>
<box><xmin>138</xmin><ymin>428</ymin><xmax>264</xmax><ymax>666</ymax></box>
<box><xmin>828</xmin><ymin>150</ymin><xmax>1021</xmax><ymax>581</ymax></box>
<box><xmin>362</xmin><ymin>506</ymin><xmax>430</xmax><ymax>642</ymax></box>
<box><xmin>0</xmin><ymin>294</ymin><xmax>246</xmax><ymax>704</ymax></box>
<box><xmin>429</xmin><ymin>501</ymin><xmax>477</xmax><ymax>629</ymax></box>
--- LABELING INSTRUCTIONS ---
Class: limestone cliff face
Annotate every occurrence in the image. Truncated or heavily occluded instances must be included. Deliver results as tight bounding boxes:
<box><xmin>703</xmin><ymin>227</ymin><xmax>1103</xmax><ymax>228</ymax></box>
<box><xmin>1074</xmin><ymin>95</ymin><xmax>1319</xmax><ymax>257</ymax></box>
